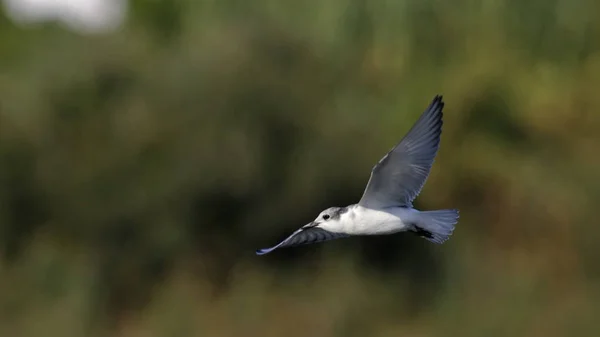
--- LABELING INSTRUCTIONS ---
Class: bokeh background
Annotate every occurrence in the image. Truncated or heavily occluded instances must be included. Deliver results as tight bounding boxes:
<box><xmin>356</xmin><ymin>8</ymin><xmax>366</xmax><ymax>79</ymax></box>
<box><xmin>1</xmin><ymin>0</ymin><xmax>600</xmax><ymax>336</ymax></box>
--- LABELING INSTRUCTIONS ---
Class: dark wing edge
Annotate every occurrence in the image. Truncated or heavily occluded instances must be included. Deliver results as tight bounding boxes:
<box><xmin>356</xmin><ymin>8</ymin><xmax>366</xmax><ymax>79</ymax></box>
<box><xmin>358</xmin><ymin>95</ymin><xmax>445</xmax><ymax>208</ymax></box>
<box><xmin>256</xmin><ymin>227</ymin><xmax>349</xmax><ymax>255</ymax></box>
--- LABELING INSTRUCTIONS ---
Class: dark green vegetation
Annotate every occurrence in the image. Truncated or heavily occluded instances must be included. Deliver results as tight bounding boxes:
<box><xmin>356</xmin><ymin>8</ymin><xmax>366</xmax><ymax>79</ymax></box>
<box><xmin>1</xmin><ymin>0</ymin><xmax>600</xmax><ymax>336</ymax></box>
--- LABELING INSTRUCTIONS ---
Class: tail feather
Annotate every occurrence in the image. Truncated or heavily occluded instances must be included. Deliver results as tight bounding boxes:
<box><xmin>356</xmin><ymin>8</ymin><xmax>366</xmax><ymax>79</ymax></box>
<box><xmin>413</xmin><ymin>209</ymin><xmax>459</xmax><ymax>244</ymax></box>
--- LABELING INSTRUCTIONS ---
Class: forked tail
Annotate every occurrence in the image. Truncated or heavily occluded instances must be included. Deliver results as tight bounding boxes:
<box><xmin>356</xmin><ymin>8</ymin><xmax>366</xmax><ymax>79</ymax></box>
<box><xmin>412</xmin><ymin>209</ymin><xmax>459</xmax><ymax>244</ymax></box>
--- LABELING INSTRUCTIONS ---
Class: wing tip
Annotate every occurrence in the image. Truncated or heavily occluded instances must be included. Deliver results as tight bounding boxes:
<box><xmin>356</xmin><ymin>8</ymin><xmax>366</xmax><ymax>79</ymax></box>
<box><xmin>431</xmin><ymin>94</ymin><xmax>445</xmax><ymax>111</ymax></box>
<box><xmin>256</xmin><ymin>248</ymin><xmax>273</xmax><ymax>255</ymax></box>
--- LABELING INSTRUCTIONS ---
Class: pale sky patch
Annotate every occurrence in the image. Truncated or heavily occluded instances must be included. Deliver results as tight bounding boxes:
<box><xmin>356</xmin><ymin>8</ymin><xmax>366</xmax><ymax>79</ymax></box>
<box><xmin>3</xmin><ymin>0</ymin><xmax>128</xmax><ymax>34</ymax></box>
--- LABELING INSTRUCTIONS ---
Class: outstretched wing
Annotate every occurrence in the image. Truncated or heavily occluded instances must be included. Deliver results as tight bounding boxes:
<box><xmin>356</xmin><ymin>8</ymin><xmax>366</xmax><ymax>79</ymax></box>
<box><xmin>358</xmin><ymin>95</ymin><xmax>445</xmax><ymax>209</ymax></box>
<box><xmin>256</xmin><ymin>227</ymin><xmax>349</xmax><ymax>255</ymax></box>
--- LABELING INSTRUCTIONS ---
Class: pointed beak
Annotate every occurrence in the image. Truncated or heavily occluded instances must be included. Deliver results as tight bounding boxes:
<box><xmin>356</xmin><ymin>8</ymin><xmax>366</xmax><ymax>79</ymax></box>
<box><xmin>302</xmin><ymin>221</ymin><xmax>318</xmax><ymax>229</ymax></box>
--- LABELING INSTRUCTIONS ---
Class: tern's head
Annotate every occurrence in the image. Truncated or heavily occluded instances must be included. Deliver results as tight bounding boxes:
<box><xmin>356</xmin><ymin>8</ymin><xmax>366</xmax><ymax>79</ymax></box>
<box><xmin>308</xmin><ymin>206</ymin><xmax>349</xmax><ymax>228</ymax></box>
<box><xmin>300</xmin><ymin>206</ymin><xmax>351</xmax><ymax>231</ymax></box>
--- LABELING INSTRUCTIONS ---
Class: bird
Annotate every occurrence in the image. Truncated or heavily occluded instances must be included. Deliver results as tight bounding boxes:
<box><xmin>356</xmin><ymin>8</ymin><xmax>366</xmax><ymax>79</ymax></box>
<box><xmin>256</xmin><ymin>95</ymin><xmax>459</xmax><ymax>255</ymax></box>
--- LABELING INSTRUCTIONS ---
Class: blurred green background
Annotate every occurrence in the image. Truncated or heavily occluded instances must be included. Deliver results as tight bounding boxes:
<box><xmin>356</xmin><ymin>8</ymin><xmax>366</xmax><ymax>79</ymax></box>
<box><xmin>1</xmin><ymin>0</ymin><xmax>600</xmax><ymax>336</ymax></box>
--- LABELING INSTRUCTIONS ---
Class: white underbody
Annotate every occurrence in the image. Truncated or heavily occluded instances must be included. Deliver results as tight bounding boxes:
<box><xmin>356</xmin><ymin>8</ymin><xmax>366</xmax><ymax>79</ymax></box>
<box><xmin>319</xmin><ymin>204</ymin><xmax>420</xmax><ymax>236</ymax></box>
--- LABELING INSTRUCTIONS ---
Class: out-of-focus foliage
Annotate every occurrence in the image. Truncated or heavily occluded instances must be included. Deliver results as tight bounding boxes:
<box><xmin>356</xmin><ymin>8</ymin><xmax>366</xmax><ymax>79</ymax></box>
<box><xmin>1</xmin><ymin>0</ymin><xmax>600</xmax><ymax>336</ymax></box>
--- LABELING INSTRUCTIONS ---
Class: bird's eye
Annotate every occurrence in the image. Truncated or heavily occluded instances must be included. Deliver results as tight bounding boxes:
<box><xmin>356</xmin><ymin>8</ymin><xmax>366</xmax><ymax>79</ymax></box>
<box><xmin>322</xmin><ymin>214</ymin><xmax>330</xmax><ymax>220</ymax></box>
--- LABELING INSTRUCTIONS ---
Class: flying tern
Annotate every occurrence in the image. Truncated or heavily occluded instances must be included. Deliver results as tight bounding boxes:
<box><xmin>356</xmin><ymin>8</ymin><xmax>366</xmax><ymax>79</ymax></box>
<box><xmin>256</xmin><ymin>95</ymin><xmax>459</xmax><ymax>255</ymax></box>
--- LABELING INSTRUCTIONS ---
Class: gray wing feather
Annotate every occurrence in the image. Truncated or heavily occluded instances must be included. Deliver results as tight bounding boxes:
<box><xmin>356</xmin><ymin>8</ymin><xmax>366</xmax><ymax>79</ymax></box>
<box><xmin>256</xmin><ymin>227</ymin><xmax>348</xmax><ymax>255</ymax></box>
<box><xmin>358</xmin><ymin>95</ymin><xmax>445</xmax><ymax>209</ymax></box>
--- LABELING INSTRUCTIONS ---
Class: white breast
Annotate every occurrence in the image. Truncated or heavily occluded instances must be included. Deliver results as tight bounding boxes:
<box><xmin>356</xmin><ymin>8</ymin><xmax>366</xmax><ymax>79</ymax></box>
<box><xmin>326</xmin><ymin>205</ymin><xmax>419</xmax><ymax>235</ymax></box>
